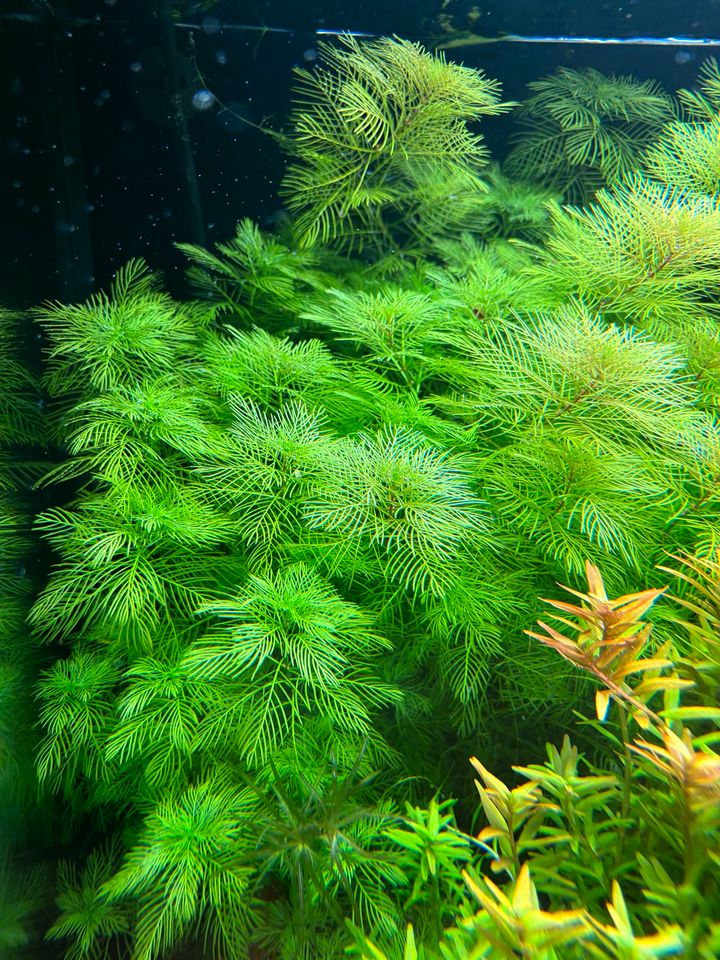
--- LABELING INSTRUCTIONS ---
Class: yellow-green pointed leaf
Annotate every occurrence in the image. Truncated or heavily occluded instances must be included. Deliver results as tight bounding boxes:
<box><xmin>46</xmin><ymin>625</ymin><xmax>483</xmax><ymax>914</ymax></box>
<box><xmin>511</xmin><ymin>864</ymin><xmax>540</xmax><ymax>912</ymax></box>
<box><xmin>596</xmin><ymin>688</ymin><xmax>612</xmax><ymax>721</ymax></box>
<box><xmin>403</xmin><ymin>925</ymin><xmax>418</xmax><ymax>960</ymax></box>
<box><xmin>661</xmin><ymin>706</ymin><xmax>720</xmax><ymax>722</ymax></box>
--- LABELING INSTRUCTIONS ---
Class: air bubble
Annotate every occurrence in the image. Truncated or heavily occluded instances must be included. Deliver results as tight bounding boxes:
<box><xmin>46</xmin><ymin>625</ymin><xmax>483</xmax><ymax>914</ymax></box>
<box><xmin>192</xmin><ymin>89</ymin><xmax>215</xmax><ymax>111</ymax></box>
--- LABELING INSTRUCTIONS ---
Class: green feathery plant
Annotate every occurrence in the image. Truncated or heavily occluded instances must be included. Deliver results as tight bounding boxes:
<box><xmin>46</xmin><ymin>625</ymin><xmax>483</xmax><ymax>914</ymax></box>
<box><xmin>246</xmin><ymin>754</ymin><xmax>410</xmax><ymax>956</ymax></box>
<box><xmin>30</xmin><ymin>263</ymin><xmax>445</xmax><ymax>957</ymax></box>
<box><xmin>505</xmin><ymin>67</ymin><xmax>674</xmax><ymax>202</ymax></box>
<box><xmin>431</xmin><ymin>301</ymin><xmax>704</xmax><ymax>578</ymax></box>
<box><xmin>18</xmin><ymin>35</ymin><xmax>720</xmax><ymax>960</ymax></box>
<box><xmin>35</xmin><ymin>258</ymin><xmax>214</xmax><ymax>398</ymax></box>
<box><xmin>280</xmin><ymin>34</ymin><xmax>511</xmax><ymax>251</ymax></box>
<box><xmin>645</xmin><ymin>117</ymin><xmax>720</xmax><ymax>197</ymax></box>
<box><xmin>177</xmin><ymin>218</ymin><xmax>331</xmax><ymax>328</ymax></box>
<box><xmin>0</xmin><ymin>309</ymin><xmax>46</xmax><ymax>957</ymax></box>
<box><xmin>425</xmin><ymin>232</ymin><xmax>551</xmax><ymax>326</ymax></box>
<box><xmin>33</xmin><ymin>226</ymin><xmax>720</xmax><ymax>854</ymax></box>
<box><xmin>464</xmin><ymin>165</ymin><xmax>560</xmax><ymax>243</ymax></box>
<box><xmin>530</xmin><ymin>172</ymin><xmax>720</xmax><ymax>445</ymax></box>
<box><xmin>532</xmin><ymin>173</ymin><xmax>720</xmax><ymax>326</ymax></box>
<box><xmin>645</xmin><ymin>58</ymin><xmax>720</xmax><ymax>197</ymax></box>
<box><xmin>46</xmin><ymin>843</ymin><xmax>131</xmax><ymax>960</ymax></box>
<box><xmin>0</xmin><ymin>310</ymin><xmax>40</xmax><ymax>800</ymax></box>
<box><xmin>184</xmin><ymin>564</ymin><xmax>400</xmax><ymax>764</ymax></box>
<box><xmin>677</xmin><ymin>57</ymin><xmax>720</xmax><ymax>120</ymax></box>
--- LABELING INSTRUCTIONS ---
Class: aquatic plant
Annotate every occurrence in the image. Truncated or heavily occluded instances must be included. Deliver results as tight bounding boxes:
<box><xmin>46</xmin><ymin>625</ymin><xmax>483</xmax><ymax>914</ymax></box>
<box><xmin>645</xmin><ymin>116</ymin><xmax>720</xmax><ymax>196</ymax></box>
<box><xmin>0</xmin><ymin>309</ymin><xmax>46</xmax><ymax>957</ymax></box>
<box><xmin>31</xmin><ymin>224</ymin><xmax>720</xmax><ymax>955</ymax></box>
<box><xmin>531</xmin><ymin>173</ymin><xmax>720</xmax><ymax>426</ymax></box>
<box><xmin>11</xmin><ymin>33</ymin><xmax>720</xmax><ymax>960</ymax></box>
<box><xmin>355</xmin><ymin>558</ymin><xmax>720</xmax><ymax>959</ymax></box>
<box><xmin>677</xmin><ymin>56</ymin><xmax>720</xmax><ymax>120</ymax></box>
<box><xmin>467</xmin><ymin>165</ymin><xmax>559</xmax><ymax>242</ymax></box>
<box><xmin>505</xmin><ymin>67</ymin><xmax>674</xmax><ymax>202</ymax></box>
<box><xmin>645</xmin><ymin>59</ymin><xmax>720</xmax><ymax>197</ymax></box>
<box><xmin>178</xmin><ymin>218</ymin><xmax>331</xmax><ymax>328</ymax></box>
<box><xmin>280</xmin><ymin>34</ymin><xmax>511</xmax><ymax>250</ymax></box>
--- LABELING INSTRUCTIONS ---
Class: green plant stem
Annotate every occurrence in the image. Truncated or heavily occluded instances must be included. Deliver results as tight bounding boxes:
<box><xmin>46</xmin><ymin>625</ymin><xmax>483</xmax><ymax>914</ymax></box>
<box><xmin>431</xmin><ymin>870</ymin><xmax>442</xmax><ymax>943</ymax></box>
<box><xmin>616</xmin><ymin>706</ymin><xmax>633</xmax><ymax>865</ymax></box>
<box><xmin>682</xmin><ymin>790</ymin><xmax>697</xmax><ymax>888</ymax></box>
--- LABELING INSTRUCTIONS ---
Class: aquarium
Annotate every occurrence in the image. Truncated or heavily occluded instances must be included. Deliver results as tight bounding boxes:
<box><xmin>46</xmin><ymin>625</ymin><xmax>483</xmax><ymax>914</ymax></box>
<box><xmin>2</xmin><ymin>1</ymin><xmax>720</xmax><ymax>958</ymax></box>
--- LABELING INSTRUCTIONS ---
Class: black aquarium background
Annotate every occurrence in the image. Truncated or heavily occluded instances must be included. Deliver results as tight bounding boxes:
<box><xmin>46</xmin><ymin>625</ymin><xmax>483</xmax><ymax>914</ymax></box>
<box><xmin>0</xmin><ymin>0</ymin><xmax>717</xmax><ymax>307</ymax></box>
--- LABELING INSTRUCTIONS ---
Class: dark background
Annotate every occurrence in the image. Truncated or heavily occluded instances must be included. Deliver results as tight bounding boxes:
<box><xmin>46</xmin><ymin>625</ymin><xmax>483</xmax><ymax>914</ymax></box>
<box><xmin>0</xmin><ymin>0</ymin><xmax>717</xmax><ymax>306</ymax></box>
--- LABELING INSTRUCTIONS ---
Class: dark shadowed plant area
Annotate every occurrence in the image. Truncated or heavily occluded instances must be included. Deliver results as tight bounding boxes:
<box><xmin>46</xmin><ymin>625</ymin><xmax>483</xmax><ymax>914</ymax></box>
<box><xmin>2</xmin><ymin>34</ymin><xmax>720</xmax><ymax>960</ymax></box>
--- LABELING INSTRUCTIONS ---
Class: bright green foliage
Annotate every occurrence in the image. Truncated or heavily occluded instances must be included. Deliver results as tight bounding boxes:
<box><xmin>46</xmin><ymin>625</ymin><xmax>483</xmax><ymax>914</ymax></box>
<box><xmin>505</xmin><ymin>68</ymin><xmax>674</xmax><ymax>201</ymax></box>
<box><xmin>280</xmin><ymin>35</ymin><xmax>510</xmax><ymax>250</ymax></box>
<box><xmin>177</xmin><ymin>218</ymin><xmax>331</xmax><ymax>327</ymax></box>
<box><xmin>467</xmin><ymin>165</ymin><xmax>560</xmax><ymax>242</ymax></box>
<box><xmin>185</xmin><ymin>565</ymin><xmax>399</xmax><ymax>763</ymax></box>
<box><xmin>47</xmin><ymin>845</ymin><xmax>131</xmax><ymax>960</ymax></box>
<box><xmin>101</xmin><ymin>778</ymin><xmax>256</xmax><ymax>960</ymax></box>
<box><xmin>644</xmin><ymin>58</ymin><xmax>720</xmax><ymax>198</ymax></box>
<box><xmin>383</xmin><ymin>798</ymin><xmax>474</xmax><ymax>942</ymax></box>
<box><xmin>0</xmin><ymin>311</ymin><xmax>40</xmax><ymax>796</ymax></box>
<box><xmin>246</xmin><ymin>757</ymin><xmax>410</xmax><ymax>954</ymax></box>
<box><xmin>304</xmin><ymin>427</ymin><xmax>487</xmax><ymax>594</ymax></box>
<box><xmin>195</xmin><ymin>325</ymin><xmax>344</xmax><ymax>406</ymax></box>
<box><xmin>301</xmin><ymin>286</ymin><xmax>457</xmax><ymax>390</ymax></box>
<box><xmin>35</xmin><ymin>259</ymin><xmax>213</xmax><ymax>397</ymax></box>
<box><xmin>29</xmin><ymin>486</ymin><xmax>227</xmax><ymax>651</ymax></box>
<box><xmin>426</xmin><ymin>232</ymin><xmax>551</xmax><ymax>324</ymax></box>
<box><xmin>9</xmin><ymin>33</ymin><xmax>720</xmax><ymax>960</ymax></box>
<box><xmin>645</xmin><ymin>117</ymin><xmax>720</xmax><ymax>196</ymax></box>
<box><xmin>30</xmin><ymin>229</ymin><xmax>720</xmax><ymax>954</ymax></box>
<box><xmin>533</xmin><ymin>175</ymin><xmax>720</xmax><ymax>328</ymax></box>
<box><xmin>530</xmin><ymin>174</ymin><xmax>720</xmax><ymax>482</ymax></box>
<box><xmin>677</xmin><ymin>57</ymin><xmax>720</xmax><ymax>120</ymax></box>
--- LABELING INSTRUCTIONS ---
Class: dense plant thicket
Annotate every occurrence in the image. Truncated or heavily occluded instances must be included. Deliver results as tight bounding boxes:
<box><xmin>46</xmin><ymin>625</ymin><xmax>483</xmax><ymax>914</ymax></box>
<box><xmin>354</xmin><ymin>557</ymin><xmax>720</xmax><ymax>959</ymax></box>
<box><xmin>0</xmin><ymin>311</ymin><xmax>46</xmax><ymax>954</ymax></box>
<box><xmin>3</xmin><ymin>35</ymin><xmax>720</xmax><ymax>960</ymax></box>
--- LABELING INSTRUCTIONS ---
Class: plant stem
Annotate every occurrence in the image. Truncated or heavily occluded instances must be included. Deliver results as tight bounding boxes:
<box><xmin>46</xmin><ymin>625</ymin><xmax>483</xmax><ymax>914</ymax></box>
<box><xmin>616</xmin><ymin>706</ymin><xmax>633</xmax><ymax>864</ymax></box>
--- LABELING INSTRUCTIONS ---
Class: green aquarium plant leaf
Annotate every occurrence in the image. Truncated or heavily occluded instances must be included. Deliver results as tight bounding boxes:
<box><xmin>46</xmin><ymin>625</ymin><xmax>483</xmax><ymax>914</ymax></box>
<box><xmin>280</xmin><ymin>34</ymin><xmax>511</xmax><ymax>251</ymax></box>
<box><xmin>178</xmin><ymin>218</ymin><xmax>329</xmax><ymax>327</ymax></box>
<box><xmin>677</xmin><ymin>57</ymin><xmax>720</xmax><ymax>120</ymax></box>
<box><xmin>305</xmin><ymin>426</ymin><xmax>488</xmax><ymax>595</ymax></box>
<box><xmin>533</xmin><ymin>174</ymin><xmax>720</xmax><ymax>329</ymax></box>
<box><xmin>20</xmin><ymin>34</ymin><xmax>720</xmax><ymax>960</ymax></box>
<box><xmin>100</xmin><ymin>777</ymin><xmax>257</xmax><ymax>960</ymax></box>
<box><xmin>506</xmin><ymin>67</ymin><xmax>674</xmax><ymax>202</ymax></box>
<box><xmin>47</xmin><ymin>843</ymin><xmax>131</xmax><ymax>960</ymax></box>
<box><xmin>35</xmin><ymin>259</ymin><xmax>214</xmax><ymax>397</ymax></box>
<box><xmin>644</xmin><ymin>116</ymin><xmax>720</xmax><ymax>197</ymax></box>
<box><xmin>185</xmin><ymin>564</ymin><xmax>400</xmax><ymax>763</ymax></box>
